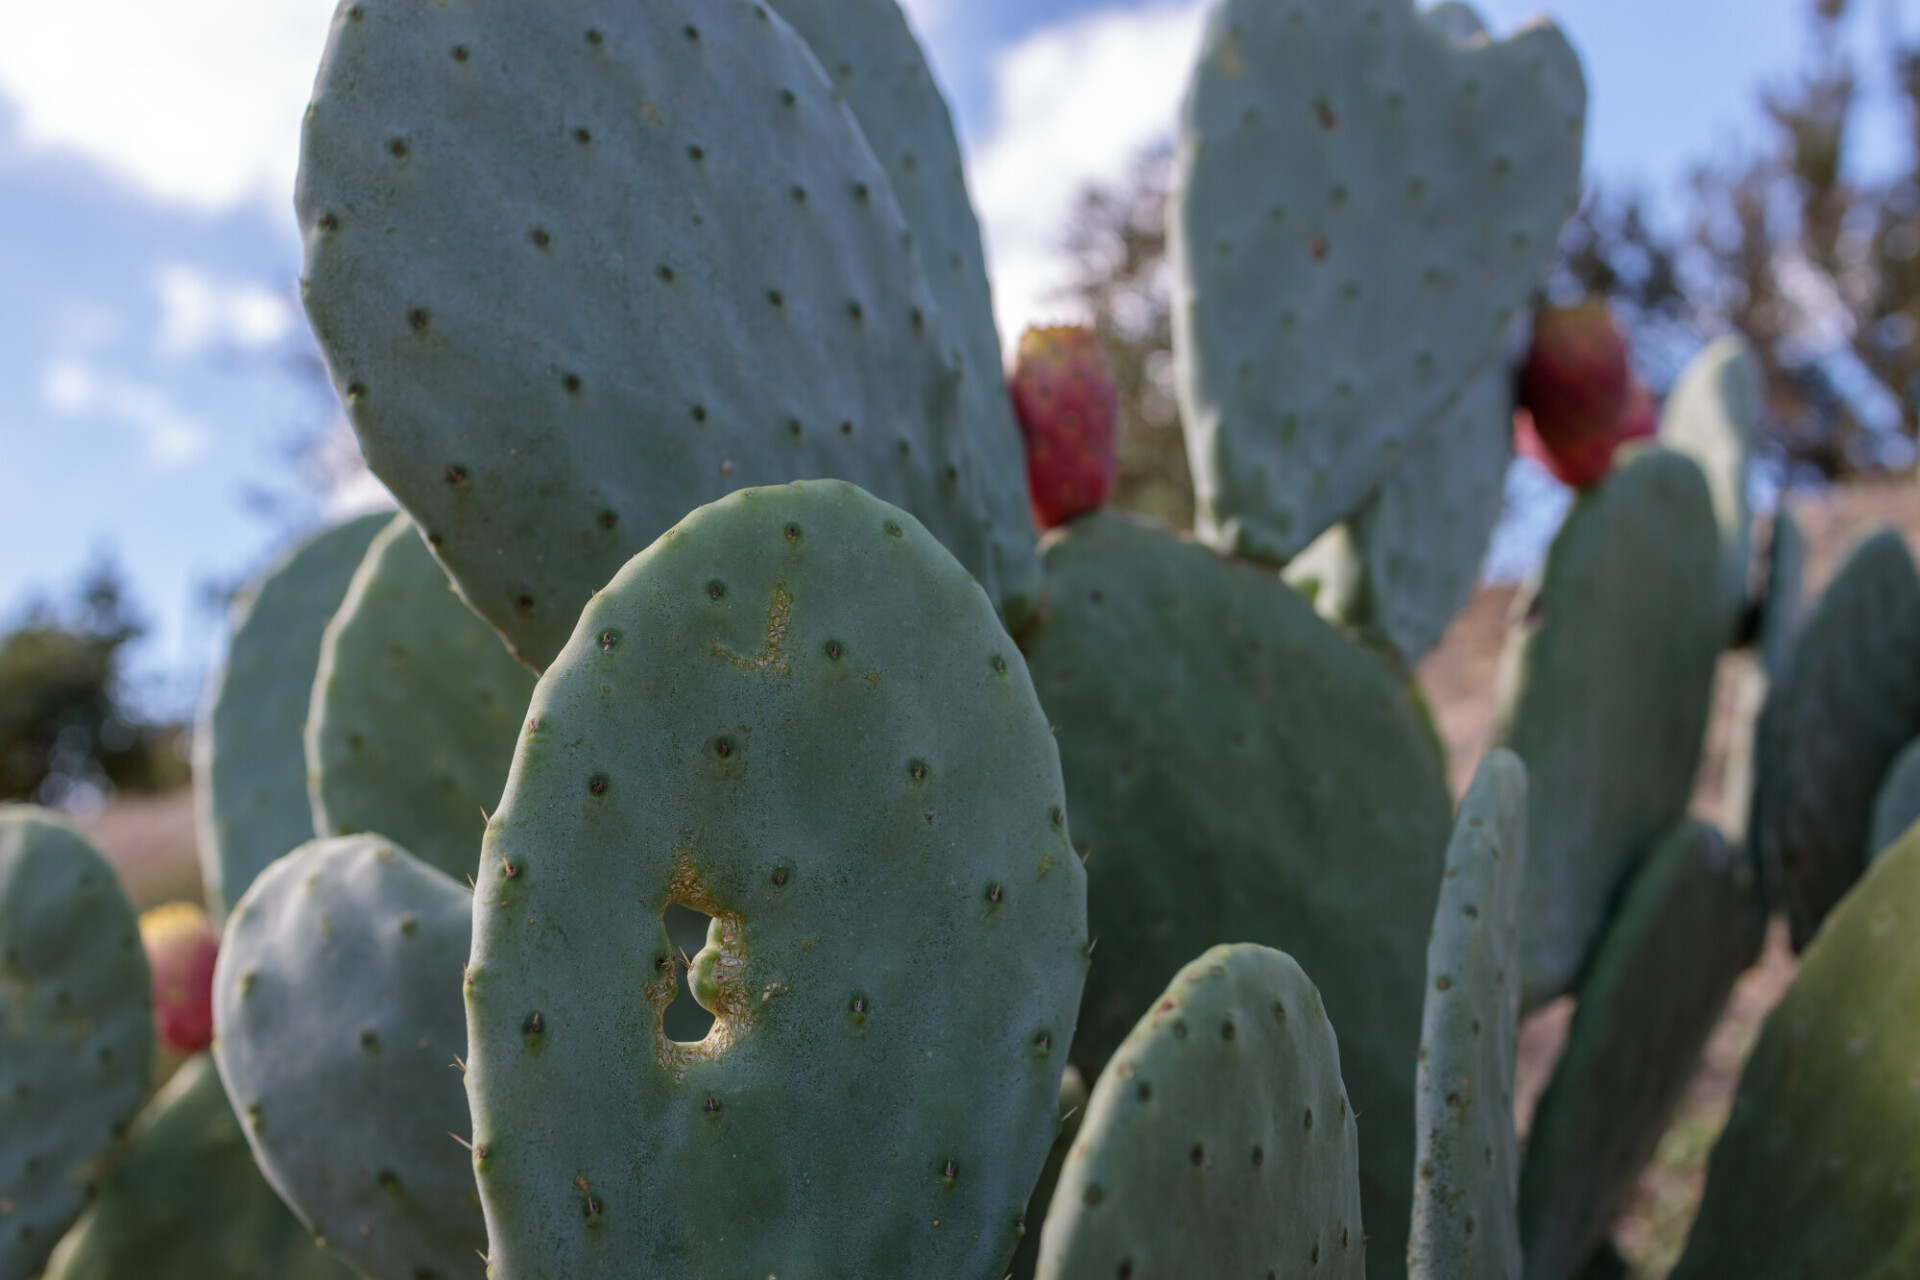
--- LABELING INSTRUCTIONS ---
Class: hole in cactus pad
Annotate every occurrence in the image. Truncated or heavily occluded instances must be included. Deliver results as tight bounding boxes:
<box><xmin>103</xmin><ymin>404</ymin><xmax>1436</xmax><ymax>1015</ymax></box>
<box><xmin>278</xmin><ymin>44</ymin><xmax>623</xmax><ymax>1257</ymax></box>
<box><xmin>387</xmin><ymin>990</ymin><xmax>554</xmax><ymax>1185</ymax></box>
<box><xmin>662</xmin><ymin>903</ymin><xmax>716</xmax><ymax>1044</ymax></box>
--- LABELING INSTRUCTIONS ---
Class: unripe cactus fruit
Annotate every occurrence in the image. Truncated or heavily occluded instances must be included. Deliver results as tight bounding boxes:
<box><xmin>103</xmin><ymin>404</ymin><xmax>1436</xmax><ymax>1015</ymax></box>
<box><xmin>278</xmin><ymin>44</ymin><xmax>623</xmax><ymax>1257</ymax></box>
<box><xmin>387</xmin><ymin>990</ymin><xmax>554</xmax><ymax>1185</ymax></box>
<box><xmin>1009</xmin><ymin>326</ymin><xmax>1120</xmax><ymax>530</ymax></box>
<box><xmin>139</xmin><ymin>903</ymin><xmax>218</xmax><ymax>1056</ymax></box>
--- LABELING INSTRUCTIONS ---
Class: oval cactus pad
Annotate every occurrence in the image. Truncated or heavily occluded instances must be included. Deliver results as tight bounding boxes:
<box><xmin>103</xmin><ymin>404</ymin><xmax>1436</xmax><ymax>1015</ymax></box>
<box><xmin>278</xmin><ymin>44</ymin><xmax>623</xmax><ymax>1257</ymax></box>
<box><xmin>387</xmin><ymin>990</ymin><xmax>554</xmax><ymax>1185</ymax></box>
<box><xmin>1036</xmin><ymin>945</ymin><xmax>1364</xmax><ymax>1280</ymax></box>
<box><xmin>464</xmin><ymin>481</ymin><xmax>1087</xmax><ymax>1278</ymax></box>
<box><xmin>1171</xmin><ymin>0</ymin><xmax>1585</xmax><ymax>564</ymax></box>
<box><xmin>300</xmin><ymin>0</ymin><xmax>1028</xmax><ymax>670</ymax></box>
<box><xmin>214</xmin><ymin>836</ymin><xmax>483</xmax><ymax>1280</ymax></box>
<box><xmin>0</xmin><ymin>809</ymin><xmax>153</xmax><ymax>1280</ymax></box>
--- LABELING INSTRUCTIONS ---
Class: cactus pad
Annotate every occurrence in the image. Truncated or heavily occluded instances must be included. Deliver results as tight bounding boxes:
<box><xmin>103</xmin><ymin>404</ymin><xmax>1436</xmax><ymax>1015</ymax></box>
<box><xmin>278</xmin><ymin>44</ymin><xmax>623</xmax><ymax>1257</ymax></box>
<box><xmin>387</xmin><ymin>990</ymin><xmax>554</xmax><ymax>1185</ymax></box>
<box><xmin>213</xmin><ymin>835</ymin><xmax>482</xmax><ymax>1280</ymax></box>
<box><xmin>42</xmin><ymin>1055</ymin><xmax>354</xmax><ymax>1280</ymax></box>
<box><xmin>1035</xmin><ymin>945</ymin><xmax>1364</xmax><ymax>1279</ymax></box>
<box><xmin>1170</xmin><ymin>0</ymin><xmax>1585</xmax><ymax>564</ymax></box>
<box><xmin>1670</xmin><ymin>823</ymin><xmax>1920</xmax><ymax>1279</ymax></box>
<box><xmin>771</xmin><ymin>0</ymin><xmax>1039</xmax><ymax>624</ymax></box>
<box><xmin>1006</xmin><ymin>1067</ymin><xmax>1089</xmax><ymax>1280</ymax></box>
<box><xmin>307</xmin><ymin>515</ymin><xmax>536</xmax><ymax>881</ymax></box>
<box><xmin>300</xmin><ymin>0</ymin><xmax>1031</xmax><ymax>670</ymax></box>
<box><xmin>1751</xmin><ymin>529</ymin><xmax>1920</xmax><ymax>947</ymax></box>
<box><xmin>1408</xmin><ymin>749</ymin><xmax>1528</xmax><ymax>1280</ymax></box>
<box><xmin>1759</xmin><ymin>509</ymin><xmax>1805</xmax><ymax>684</ymax></box>
<box><xmin>1020</xmin><ymin>511</ymin><xmax>1451</xmax><ymax>1277</ymax></box>
<box><xmin>0</xmin><ymin>809</ymin><xmax>152</xmax><ymax>1280</ymax></box>
<box><xmin>1288</xmin><ymin>364</ymin><xmax>1513</xmax><ymax>663</ymax></box>
<box><xmin>1871</xmin><ymin>738</ymin><xmax>1920</xmax><ymax>860</ymax></box>
<box><xmin>1517</xmin><ymin>819</ymin><xmax>1763</xmax><ymax>1280</ymax></box>
<box><xmin>194</xmin><ymin>513</ymin><xmax>388</xmax><ymax>915</ymax></box>
<box><xmin>1493</xmin><ymin>449</ymin><xmax>1723</xmax><ymax>1009</ymax></box>
<box><xmin>463</xmin><ymin>480</ymin><xmax>1086</xmax><ymax>1277</ymax></box>
<box><xmin>1660</xmin><ymin>336</ymin><xmax>1762</xmax><ymax>641</ymax></box>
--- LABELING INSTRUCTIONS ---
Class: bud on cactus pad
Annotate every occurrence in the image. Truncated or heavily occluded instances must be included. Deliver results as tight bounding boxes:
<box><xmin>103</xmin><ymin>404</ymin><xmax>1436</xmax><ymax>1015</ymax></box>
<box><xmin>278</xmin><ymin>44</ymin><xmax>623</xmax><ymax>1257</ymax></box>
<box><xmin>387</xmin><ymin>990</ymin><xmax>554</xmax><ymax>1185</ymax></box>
<box><xmin>1010</xmin><ymin>327</ymin><xmax>1119</xmax><ymax>530</ymax></box>
<box><xmin>1515</xmin><ymin>302</ymin><xmax>1646</xmax><ymax>488</ymax></box>
<box><xmin>139</xmin><ymin>903</ymin><xmax>218</xmax><ymax>1056</ymax></box>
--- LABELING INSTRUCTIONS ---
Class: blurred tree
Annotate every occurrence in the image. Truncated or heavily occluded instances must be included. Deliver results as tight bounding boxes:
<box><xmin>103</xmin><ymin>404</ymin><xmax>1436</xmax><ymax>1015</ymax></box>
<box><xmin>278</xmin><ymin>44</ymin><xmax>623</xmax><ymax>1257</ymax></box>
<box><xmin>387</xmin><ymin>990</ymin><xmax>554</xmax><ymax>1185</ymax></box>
<box><xmin>0</xmin><ymin>559</ymin><xmax>189</xmax><ymax>808</ymax></box>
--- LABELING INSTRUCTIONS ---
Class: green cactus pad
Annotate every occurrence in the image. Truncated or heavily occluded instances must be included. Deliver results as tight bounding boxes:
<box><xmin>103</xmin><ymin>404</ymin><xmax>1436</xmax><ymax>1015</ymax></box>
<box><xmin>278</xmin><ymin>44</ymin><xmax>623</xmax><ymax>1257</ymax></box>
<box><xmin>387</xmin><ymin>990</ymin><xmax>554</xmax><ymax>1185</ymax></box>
<box><xmin>463</xmin><ymin>481</ymin><xmax>1086</xmax><ymax>1278</ymax></box>
<box><xmin>1751</xmin><ymin>528</ymin><xmax>1920</xmax><ymax>948</ymax></box>
<box><xmin>1408</xmin><ymin>749</ymin><xmax>1528</xmax><ymax>1280</ymax></box>
<box><xmin>1288</xmin><ymin>364</ymin><xmax>1513</xmax><ymax>663</ymax></box>
<box><xmin>1660</xmin><ymin>336</ymin><xmax>1762</xmax><ymax>641</ymax></box>
<box><xmin>1006</xmin><ymin>1067</ymin><xmax>1089</xmax><ymax>1280</ymax></box>
<box><xmin>194</xmin><ymin>513</ymin><xmax>389</xmax><ymax>916</ymax></box>
<box><xmin>1035</xmin><ymin>945</ymin><xmax>1365</xmax><ymax>1279</ymax></box>
<box><xmin>1492</xmin><ymin>449</ymin><xmax>1723</xmax><ymax>1010</ymax></box>
<box><xmin>212</xmin><ymin>835</ymin><xmax>482</xmax><ymax>1280</ymax></box>
<box><xmin>41</xmin><ymin>1054</ymin><xmax>354</xmax><ymax>1280</ymax></box>
<box><xmin>1871</xmin><ymin>739</ymin><xmax>1920</xmax><ymax>860</ymax></box>
<box><xmin>1759</xmin><ymin>509</ymin><xmax>1805</xmax><ymax>684</ymax></box>
<box><xmin>300</xmin><ymin>0</ymin><xmax>1032</xmax><ymax>671</ymax></box>
<box><xmin>307</xmin><ymin>515</ymin><xmax>536</xmax><ymax>881</ymax></box>
<box><xmin>0</xmin><ymin>809</ymin><xmax>152</xmax><ymax>1280</ymax></box>
<box><xmin>1021</xmin><ymin>511</ymin><xmax>1451</xmax><ymax>1277</ymax></box>
<box><xmin>1170</xmin><ymin>0</ymin><xmax>1585</xmax><ymax>564</ymax></box>
<box><xmin>1669</xmin><ymin>823</ymin><xmax>1920</xmax><ymax>1279</ymax></box>
<box><xmin>770</xmin><ymin>0</ymin><xmax>1039</xmax><ymax>627</ymax></box>
<box><xmin>1517</xmin><ymin>819</ymin><xmax>1763</xmax><ymax>1280</ymax></box>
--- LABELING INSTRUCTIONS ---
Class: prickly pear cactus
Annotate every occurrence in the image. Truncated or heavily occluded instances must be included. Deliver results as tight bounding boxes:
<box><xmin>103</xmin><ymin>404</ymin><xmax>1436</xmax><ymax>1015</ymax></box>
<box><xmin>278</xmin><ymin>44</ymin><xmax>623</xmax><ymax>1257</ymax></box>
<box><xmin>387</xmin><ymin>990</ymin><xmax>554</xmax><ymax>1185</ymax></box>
<box><xmin>463</xmin><ymin>481</ymin><xmax>1086</xmax><ymax>1278</ymax></box>
<box><xmin>307</xmin><ymin>514</ymin><xmax>536</xmax><ymax>880</ymax></box>
<box><xmin>1170</xmin><ymin>0</ymin><xmax>1585</xmax><ymax>564</ymax></box>
<box><xmin>1751</xmin><ymin>528</ymin><xmax>1920</xmax><ymax>948</ymax></box>
<box><xmin>1659</xmin><ymin>335</ymin><xmax>1762</xmax><ymax>641</ymax></box>
<box><xmin>1006</xmin><ymin>1067</ymin><xmax>1089</xmax><ymax>1280</ymax></box>
<box><xmin>213</xmin><ymin>835</ymin><xmax>482</xmax><ymax>1280</ymax></box>
<box><xmin>1408</xmin><ymin>749</ymin><xmax>1528</xmax><ymax>1280</ymax></box>
<box><xmin>1670</xmin><ymin>823</ymin><xmax>1920</xmax><ymax>1279</ymax></box>
<box><xmin>0</xmin><ymin>809</ymin><xmax>152</xmax><ymax>1280</ymax></box>
<box><xmin>1020</xmin><ymin>511</ymin><xmax>1452</xmax><ymax>1277</ymax></box>
<box><xmin>1035</xmin><ymin>945</ymin><xmax>1364</xmax><ymax>1280</ymax></box>
<box><xmin>769</xmin><ymin>0</ymin><xmax>1039</xmax><ymax>623</ymax></box>
<box><xmin>194</xmin><ymin>512</ymin><xmax>388</xmax><ymax>915</ymax></box>
<box><xmin>1759</xmin><ymin>509</ymin><xmax>1805</xmax><ymax>684</ymax></box>
<box><xmin>1288</xmin><ymin>364</ymin><xmax>1513</xmax><ymax>663</ymax></box>
<box><xmin>300</xmin><ymin>0</ymin><xmax>1035</xmax><ymax>670</ymax></box>
<box><xmin>41</xmin><ymin>1055</ymin><xmax>355</xmax><ymax>1280</ymax></box>
<box><xmin>1493</xmin><ymin>449</ymin><xmax>1723</xmax><ymax>1009</ymax></box>
<box><xmin>1517</xmin><ymin>819</ymin><xmax>1763</xmax><ymax>1280</ymax></box>
<box><xmin>1871</xmin><ymin>738</ymin><xmax>1920</xmax><ymax>859</ymax></box>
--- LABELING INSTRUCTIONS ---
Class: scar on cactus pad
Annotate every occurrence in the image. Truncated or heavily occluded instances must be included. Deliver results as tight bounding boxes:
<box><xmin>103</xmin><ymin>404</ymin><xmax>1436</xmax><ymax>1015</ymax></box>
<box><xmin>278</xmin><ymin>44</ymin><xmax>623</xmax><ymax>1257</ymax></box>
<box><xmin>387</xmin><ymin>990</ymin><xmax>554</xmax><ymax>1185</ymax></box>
<box><xmin>140</xmin><ymin>902</ymin><xmax>218</xmax><ymax>1056</ymax></box>
<box><xmin>1515</xmin><ymin>300</ymin><xmax>1654</xmax><ymax>488</ymax></box>
<box><xmin>1010</xmin><ymin>326</ymin><xmax>1119</xmax><ymax>530</ymax></box>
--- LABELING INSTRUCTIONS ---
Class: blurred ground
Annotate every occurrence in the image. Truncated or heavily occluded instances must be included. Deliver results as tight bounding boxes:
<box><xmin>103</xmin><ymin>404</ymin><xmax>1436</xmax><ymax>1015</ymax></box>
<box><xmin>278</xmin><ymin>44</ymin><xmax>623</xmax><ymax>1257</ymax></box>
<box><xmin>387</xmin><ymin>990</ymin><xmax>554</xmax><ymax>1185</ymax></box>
<box><xmin>78</xmin><ymin>476</ymin><xmax>1918</xmax><ymax>1277</ymax></box>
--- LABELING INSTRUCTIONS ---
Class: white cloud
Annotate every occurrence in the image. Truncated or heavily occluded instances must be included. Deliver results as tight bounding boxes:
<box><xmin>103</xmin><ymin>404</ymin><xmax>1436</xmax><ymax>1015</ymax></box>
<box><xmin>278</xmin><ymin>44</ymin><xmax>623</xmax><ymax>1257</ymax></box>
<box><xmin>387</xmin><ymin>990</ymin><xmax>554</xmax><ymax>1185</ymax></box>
<box><xmin>39</xmin><ymin>358</ymin><xmax>212</xmax><ymax>465</ymax></box>
<box><xmin>971</xmin><ymin>1</ymin><xmax>1209</xmax><ymax>353</ymax></box>
<box><xmin>0</xmin><ymin>0</ymin><xmax>339</xmax><ymax>212</ymax></box>
<box><xmin>154</xmin><ymin>264</ymin><xmax>296</xmax><ymax>359</ymax></box>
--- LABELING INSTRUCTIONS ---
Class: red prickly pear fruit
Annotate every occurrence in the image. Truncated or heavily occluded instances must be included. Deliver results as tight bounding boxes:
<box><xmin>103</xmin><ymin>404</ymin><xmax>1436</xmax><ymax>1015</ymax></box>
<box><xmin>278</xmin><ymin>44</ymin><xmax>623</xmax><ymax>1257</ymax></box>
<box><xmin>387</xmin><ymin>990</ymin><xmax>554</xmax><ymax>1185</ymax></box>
<box><xmin>1518</xmin><ymin>300</ymin><xmax>1632</xmax><ymax>446</ymax></box>
<box><xmin>1616</xmin><ymin>377</ymin><xmax>1658</xmax><ymax>442</ymax></box>
<box><xmin>1009</xmin><ymin>325</ymin><xmax>1119</xmax><ymax>530</ymax></box>
<box><xmin>140</xmin><ymin>901</ymin><xmax>219</xmax><ymax>1055</ymax></box>
<box><xmin>1514</xmin><ymin>375</ymin><xmax>1658</xmax><ymax>489</ymax></box>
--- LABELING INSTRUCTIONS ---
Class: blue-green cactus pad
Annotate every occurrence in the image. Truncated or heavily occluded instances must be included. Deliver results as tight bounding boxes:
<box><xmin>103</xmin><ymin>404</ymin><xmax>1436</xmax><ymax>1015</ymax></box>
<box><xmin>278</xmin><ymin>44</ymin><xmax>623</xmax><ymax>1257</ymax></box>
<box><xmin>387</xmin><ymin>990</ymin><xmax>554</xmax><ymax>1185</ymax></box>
<box><xmin>1288</xmin><ymin>364</ymin><xmax>1513</xmax><ymax>663</ymax></box>
<box><xmin>1759</xmin><ymin>509</ymin><xmax>1805</xmax><ymax>685</ymax></box>
<box><xmin>1670</xmin><ymin>823</ymin><xmax>1920</xmax><ymax>1279</ymax></box>
<box><xmin>299</xmin><ymin>0</ymin><xmax>1033</xmax><ymax>670</ymax></box>
<box><xmin>1517</xmin><ymin>819</ymin><xmax>1763</xmax><ymax>1280</ymax></box>
<box><xmin>194</xmin><ymin>513</ymin><xmax>388</xmax><ymax>916</ymax></box>
<box><xmin>41</xmin><ymin>1054</ymin><xmax>354</xmax><ymax>1280</ymax></box>
<box><xmin>1408</xmin><ymin>749</ymin><xmax>1528</xmax><ymax>1280</ymax></box>
<box><xmin>1660</xmin><ymin>335</ymin><xmax>1762</xmax><ymax>641</ymax></box>
<box><xmin>1751</xmin><ymin>528</ymin><xmax>1920</xmax><ymax>947</ymax></box>
<box><xmin>463</xmin><ymin>480</ymin><xmax>1086</xmax><ymax>1278</ymax></box>
<box><xmin>1871</xmin><ymin>738</ymin><xmax>1920</xmax><ymax>861</ymax></box>
<box><xmin>770</xmin><ymin>0</ymin><xmax>1038</xmax><ymax>627</ymax></box>
<box><xmin>0</xmin><ymin>809</ymin><xmax>152</xmax><ymax>1280</ymax></box>
<box><xmin>213</xmin><ymin>835</ymin><xmax>482</xmax><ymax>1280</ymax></box>
<box><xmin>1020</xmin><ymin>511</ymin><xmax>1451</xmax><ymax>1277</ymax></box>
<box><xmin>1036</xmin><ymin>945</ymin><xmax>1364</xmax><ymax>1280</ymax></box>
<box><xmin>1170</xmin><ymin>0</ymin><xmax>1585</xmax><ymax>564</ymax></box>
<box><xmin>307</xmin><ymin>515</ymin><xmax>536</xmax><ymax>881</ymax></box>
<box><xmin>1492</xmin><ymin>450</ymin><xmax>1723</xmax><ymax>1009</ymax></box>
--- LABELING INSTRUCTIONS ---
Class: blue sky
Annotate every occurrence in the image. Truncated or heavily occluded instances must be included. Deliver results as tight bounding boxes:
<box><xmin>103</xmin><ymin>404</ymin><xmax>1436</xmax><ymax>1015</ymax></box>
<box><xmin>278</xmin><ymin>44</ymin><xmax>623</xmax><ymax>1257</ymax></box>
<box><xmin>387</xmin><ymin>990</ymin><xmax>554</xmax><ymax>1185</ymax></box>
<box><xmin>0</xmin><ymin>0</ymin><xmax>1911</xmax><ymax>713</ymax></box>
